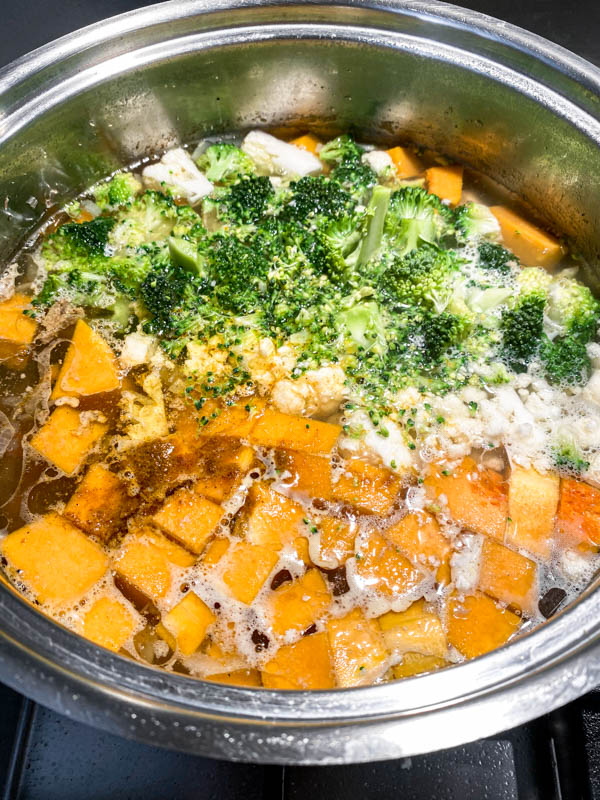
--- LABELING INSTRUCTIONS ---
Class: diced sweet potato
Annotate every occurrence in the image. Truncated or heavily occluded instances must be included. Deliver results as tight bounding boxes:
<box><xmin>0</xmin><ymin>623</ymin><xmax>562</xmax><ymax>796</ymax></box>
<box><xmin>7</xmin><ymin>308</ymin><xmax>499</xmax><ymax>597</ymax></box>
<box><xmin>355</xmin><ymin>531</ymin><xmax>423</xmax><ymax>597</ymax></box>
<box><xmin>447</xmin><ymin>591</ymin><xmax>521</xmax><ymax>659</ymax></box>
<box><xmin>392</xmin><ymin>653</ymin><xmax>447</xmax><ymax>679</ymax></box>
<box><xmin>195</xmin><ymin>398</ymin><xmax>266</xmax><ymax>438</ymax></box>
<box><xmin>249</xmin><ymin>409</ymin><xmax>341</xmax><ymax>455</ymax></box>
<box><xmin>332</xmin><ymin>459</ymin><xmax>401</xmax><ymax>514</ymax></box>
<box><xmin>262</xmin><ymin>631</ymin><xmax>335</xmax><ymax>689</ymax></box>
<box><xmin>290</xmin><ymin>133</ymin><xmax>321</xmax><ymax>155</ymax></box>
<box><xmin>1</xmin><ymin>512</ymin><xmax>108</xmax><ymax>605</ymax></box>
<box><xmin>477</xmin><ymin>538</ymin><xmax>538</xmax><ymax>615</ymax></box>
<box><xmin>276</xmin><ymin>450</ymin><xmax>333</xmax><ymax>500</ymax></box>
<box><xmin>193</xmin><ymin>475</ymin><xmax>237</xmax><ymax>503</ymax></box>
<box><xmin>425</xmin><ymin>457</ymin><xmax>508</xmax><ymax>541</ymax></box>
<box><xmin>244</xmin><ymin>482</ymin><xmax>306</xmax><ymax>551</ymax></box>
<box><xmin>327</xmin><ymin>608</ymin><xmax>388</xmax><ymax>687</ymax></box>
<box><xmin>201</xmin><ymin>536</ymin><xmax>230</xmax><ymax>568</ymax></box>
<box><xmin>378</xmin><ymin>599</ymin><xmax>447</xmax><ymax>658</ymax></box>
<box><xmin>30</xmin><ymin>407</ymin><xmax>108</xmax><ymax>475</ymax></box>
<box><xmin>490</xmin><ymin>205</ymin><xmax>564</xmax><ymax>269</ymax></box>
<box><xmin>152</xmin><ymin>488</ymin><xmax>223</xmax><ymax>555</ymax></box>
<box><xmin>157</xmin><ymin>592</ymin><xmax>215</xmax><ymax>656</ymax></box>
<box><xmin>269</xmin><ymin>568</ymin><xmax>331</xmax><ymax>635</ymax></box>
<box><xmin>386</xmin><ymin>146</ymin><xmax>423</xmax><ymax>179</ymax></box>
<box><xmin>317</xmin><ymin>516</ymin><xmax>356</xmax><ymax>566</ymax></box>
<box><xmin>0</xmin><ymin>294</ymin><xmax>37</xmax><ymax>365</ymax></box>
<box><xmin>426</xmin><ymin>165</ymin><xmax>463</xmax><ymax>206</ymax></box>
<box><xmin>221</xmin><ymin>541</ymin><xmax>279</xmax><ymax>604</ymax></box>
<box><xmin>385</xmin><ymin>512</ymin><xmax>452</xmax><ymax>584</ymax></box>
<box><xmin>556</xmin><ymin>477</ymin><xmax>600</xmax><ymax>551</ymax></box>
<box><xmin>506</xmin><ymin>466</ymin><xmax>559</xmax><ymax>559</ymax></box>
<box><xmin>64</xmin><ymin>463</ymin><xmax>136</xmax><ymax>540</ymax></box>
<box><xmin>114</xmin><ymin>528</ymin><xmax>194</xmax><ymax>602</ymax></box>
<box><xmin>205</xmin><ymin>669</ymin><xmax>262</xmax><ymax>687</ymax></box>
<box><xmin>82</xmin><ymin>595</ymin><xmax>139</xmax><ymax>652</ymax></box>
<box><xmin>51</xmin><ymin>319</ymin><xmax>120</xmax><ymax>400</ymax></box>
<box><xmin>124</xmin><ymin>432</ymin><xmax>203</xmax><ymax>499</ymax></box>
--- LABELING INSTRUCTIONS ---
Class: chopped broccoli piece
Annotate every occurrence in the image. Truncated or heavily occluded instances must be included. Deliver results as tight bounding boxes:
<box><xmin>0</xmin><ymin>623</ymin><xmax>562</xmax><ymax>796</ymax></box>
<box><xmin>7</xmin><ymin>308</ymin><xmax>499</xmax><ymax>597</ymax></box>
<box><xmin>478</xmin><ymin>242</ymin><xmax>516</xmax><ymax>275</ymax></box>
<box><xmin>318</xmin><ymin>135</ymin><xmax>375</xmax><ymax>197</ymax></box>
<box><xmin>357</xmin><ymin>185</ymin><xmax>391</xmax><ymax>266</ymax></box>
<box><xmin>499</xmin><ymin>293</ymin><xmax>545</xmax><ymax>372</ymax></box>
<box><xmin>94</xmin><ymin>172</ymin><xmax>141</xmax><ymax>210</ymax></box>
<box><xmin>546</xmin><ymin>275</ymin><xmax>600</xmax><ymax>341</ymax></box>
<box><xmin>44</xmin><ymin>216</ymin><xmax>115</xmax><ymax>262</ymax></box>
<box><xmin>541</xmin><ymin>334</ymin><xmax>591</xmax><ymax>385</ymax></box>
<box><xmin>209</xmin><ymin>235</ymin><xmax>270</xmax><ymax>314</ymax></box>
<box><xmin>338</xmin><ymin>301</ymin><xmax>386</xmax><ymax>350</ymax></box>
<box><xmin>420</xmin><ymin>311</ymin><xmax>469</xmax><ymax>363</ymax></box>
<box><xmin>553</xmin><ymin>439</ymin><xmax>590</xmax><ymax>474</ymax></box>
<box><xmin>217</xmin><ymin>175</ymin><xmax>274</xmax><ymax>224</ymax></box>
<box><xmin>110</xmin><ymin>191</ymin><xmax>203</xmax><ymax>249</ymax></box>
<box><xmin>319</xmin><ymin>135</ymin><xmax>364</xmax><ymax>166</ymax></box>
<box><xmin>379</xmin><ymin>245</ymin><xmax>462</xmax><ymax>311</ymax></box>
<box><xmin>283</xmin><ymin>175</ymin><xmax>353</xmax><ymax>222</ymax></box>
<box><xmin>168</xmin><ymin>237</ymin><xmax>205</xmax><ymax>274</ymax></box>
<box><xmin>195</xmin><ymin>143</ymin><xmax>255</xmax><ymax>185</ymax></box>
<box><xmin>453</xmin><ymin>202</ymin><xmax>500</xmax><ymax>242</ymax></box>
<box><xmin>383</xmin><ymin>187</ymin><xmax>450</xmax><ymax>258</ymax></box>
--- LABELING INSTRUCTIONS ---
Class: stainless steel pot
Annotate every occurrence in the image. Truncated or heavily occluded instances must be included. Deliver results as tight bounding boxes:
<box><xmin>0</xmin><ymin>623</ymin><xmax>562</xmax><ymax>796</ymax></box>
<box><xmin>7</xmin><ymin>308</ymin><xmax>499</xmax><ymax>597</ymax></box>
<box><xmin>1</xmin><ymin>0</ymin><xmax>600</xmax><ymax>765</ymax></box>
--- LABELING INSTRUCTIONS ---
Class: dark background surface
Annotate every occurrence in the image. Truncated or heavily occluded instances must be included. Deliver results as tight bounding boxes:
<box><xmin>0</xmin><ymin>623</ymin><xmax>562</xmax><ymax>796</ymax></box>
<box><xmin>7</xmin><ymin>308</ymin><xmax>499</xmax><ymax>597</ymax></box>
<box><xmin>2</xmin><ymin>1</ymin><xmax>600</xmax><ymax>799</ymax></box>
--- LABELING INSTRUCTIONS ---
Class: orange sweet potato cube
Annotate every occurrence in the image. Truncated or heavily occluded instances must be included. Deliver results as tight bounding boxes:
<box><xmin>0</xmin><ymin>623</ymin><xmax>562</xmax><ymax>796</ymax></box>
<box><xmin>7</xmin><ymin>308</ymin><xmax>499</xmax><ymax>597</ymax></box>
<box><xmin>426</xmin><ymin>165</ymin><xmax>463</xmax><ymax>206</ymax></box>
<box><xmin>506</xmin><ymin>465</ymin><xmax>559</xmax><ymax>559</ymax></box>
<box><xmin>386</xmin><ymin>146</ymin><xmax>423</xmax><ymax>179</ymax></box>
<box><xmin>490</xmin><ymin>205</ymin><xmax>564</xmax><ymax>269</ymax></box>
<box><xmin>64</xmin><ymin>463</ymin><xmax>137</xmax><ymax>540</ymax></box>
<box><xmin>152</xmin><ymin>488</ymin><xmax>223</xmax><ymax>555</ymax></box>
<box><xmin>82</xmin><ymin>595</ymin><xmax>140</xmax><ymax>652</ymax></box>
<box><xmin>1</xmin><ymin>512</ymin><xmax>108</xmax><ymax>606</ymax></box>
<box><xmin>268</xmin><ymin>568</ymin><xmax>331</xmax><ymax>635</ymax></box>
<box><xmin>425</xmin><ymin>457</ymin><xmax>508</xmax><ymax>541</ymax></box>
<box><xmin>276</xmin><ymin>449</ymin><xmax>333</xmax><ymax>500</ymax></box>
<box><xmin>193</xmin><ymin>475</ymin><xmax>237</xmax><ymax>503</ymax></box>
<box><xmin>249</xmin><ymin>409</ymin><xmax>341</xmax><ymax>455</ymax></box>
<box><xmin>244</xmin><ymin>482</ymin><xmax>306</xmax><ymax>551</ymax></box>
<box><xmin>221</xmin><ymin>541</ymin><xmax>279</xmax><ymax>604</ymax></box>
<box><xmin>447</xmin><ymin>591</ymin><xmax>521</xmax><ymax>659</ymax></box>
<box><xmin>30</xmin><ymin>407</ymin><xmax>108</xmax><ymax>475</ymax></box>
<box><xmin>355</xmin><ymin>531</ymin><xmax>423</xmax><ymax>597</ymax></box>
<box><xmin>157</xmin><ymin>592</ymin><xmax>215</xmax><ymax>656</ymax></box>
<box><xmin>196</xmin><ymin>398</ymin><xmax>266</xmax><ymax>438</ymax></box>
<box><xmin>332</xmin><ymin>459</ymin><xmax>401</xmax><ymax>514</ymax></box>
<box><xmin>290</xmin><ymin>133</ymin><xmax>321</xmax><ymax>155</ymax></box>
<box><xmin>51</xmin><ymin>319</ymin><xmax>120</xmax><ymax>399</ymax></box>
<box><xmin>392</xmin><ymin>653</ymin><xmax>447</xmax><ymax>679</ymax></box>
<box><xmin>114</xmin><ymin>528</ymin><xmax>194</xmax><ymax>602</ymax></box>
<box><xmin>201</xmin><ymin>536</ymin><xmax>231</xmax><ymax>568</ymax></box>
<box><xmin>385</xmin><ymin>511</ymin><xmax>452</xmax><ymax>584</ymax></box>
<box><xmin>0</xmin><ymin>294</ymin><xmax>37</xmax><ymax>364</ymax></box>
<box><xmin>378</xmin><ymin>599</ymin><xmax>447</xmax><ymax>658</ymax></box>
<box><xmin>556</xmin><ymin>477</ymin><xmax>600</xmax><ymax>551</ymax></box>
<box><xmin>317</xmin><ymin>516</ymin><xmax>356</xmax><ymax>566</ymax></box>
<box><xmin>327</xmin><ymin>608</ymin><xmax>388</xmax><ymax>687</ymax></box>
<box><xmin>205</xmin><ymin>669</ymin><xmax>262</xmax><ymax>687</ymax></box>
<box><xmin>262</xmin><ymin>631</ymin><xmax>335</xmax><ymax>689</ymax></box>
<box><xmin>477</xmin><ymin>538</ymin><xmax>538</xmax><ymax>615</ymax></box>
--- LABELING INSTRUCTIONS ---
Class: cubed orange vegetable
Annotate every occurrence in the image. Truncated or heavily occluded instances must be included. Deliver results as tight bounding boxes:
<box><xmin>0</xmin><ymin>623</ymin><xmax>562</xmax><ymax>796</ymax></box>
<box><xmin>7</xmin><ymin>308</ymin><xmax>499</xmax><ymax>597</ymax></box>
<box><xmin>426</xmin><ymin>165</ymin><xmax>463</xmax><ymax>206</ymax></box>
<box><xmin>290</xmin><ymin>133</ymin><xmax>321</xmax><ymax>155</ymax></box>
<box><xmin>355</xmin><ymin>531</ymin><xmax>423</xmax><ymax>597</ymax></box>
<box><xmin>276</xmin><ymin>449</ymin><xmax>333</xmax><ymax>500</ymax></box>
<box><xmin>332</xmin><ymin>459</ymin><xmax>401</xmax><ymax>514</ymax></box>
<box><xmin>490</xmin><ymin>205</ymin><xmax>564</xmax><ymax>269</ymax></box>
<box><xmin>51</xmin><ymin>319</ymin><xmax>120</xmax><ymax>400</ymax></box>
<box><xmin>64</xmin><ymin>463</ymin><xmax>136</xmax><ymax>540</ymax></box>
<box><xmin>157</xmin><ymin>592</ymin><xmax>215</xmax><ymax>656</ymax></box>
<box><xmin>221</xmin><ymin>541</ymin><xmax>279</xmax><ymax>604</ymax></box>
<box><xmin>447</xmin><ymin>591</ymin><xmax>521</xmax><ymax>659</ymax></box>
<box><xmin>82</xmin><ymin>595</ymin><xmax>139</xmax><ymax>652</ymax></box>
<box><xmin>243</xmin><ymin>482</ymin><xmax>306</xmax><ymax>551</ymax></box>
<box><xmin>317</xmin><ymin>516</ymin><xmax>356</xmax><ymax>566</ymax></box>
<box><xmin>195</xmin><ymin>398</ymin><xmax>266</xmax><ymax>438</ymax></box>
<box><xmin>556</xmin><ymin>477</ymin><xmax>600</xmax><ymax>551</ymax></box>
<box><xmin>477</xmin><ymin>538</ymin><xmax>538</xmax><ymax>615</ymax></box>
<box><xmin>385</xmin><ymin>512</ymin><xmax>452</xmax><ymax>584</ymax></box>
<box><xmin>30</xmin><ymin>407</ymin><xmax>108</xmax><ymax>475</ymax></box>
<box><xmin>205</xmin><ymin>669</ymin><xmax>262</xmax><ymax>687</ymax></box>
<box><xmin>378</xmin><ymin>599</ymin><xmax>447</xmax><ymax>658</ymax></box>
<box><xmin>327</xmin><ymin>608</ymin><xmax>388</xmax><ymax>687</ymax></box>
<box><xmin>193</xmin><ymin>475</ymin><xmax>237</xmax><ymax>503</ymax></box>
<box><xmin>506</xmin><ymin>466</ymin><xmax>559</xmax><ymax>559</ymax></box>
<box><xmin>201</xmin><ymin>536</ymin><xmax>230</xmax><ymax>568</ymax></box>
<box><xmin>392</xmin><ymin>653</ymin><xmax>447</xmax><ymax>679</ymax></box>
<box><xmin>249</xmin><ymin>409</ymin><xmax>341</xmax><ymax>455</ymax></box>
<box><xmin>386</xmin><ymin>146</ymin><xmax>423</xmax><ymax>178</ymax></box>
<box><xmin>0</xmin><ymin>294</ymin><xmax>37</xmax><ymax>364</ymax></box>
<box><xmin>152</xmin><ymin>488</ymin><xmax>223</xmax><ymax>555</ymax></box>
<box><xmin>269</xmin><ymin>568</ymin><xmax>331</xmax><ymax>635</ymax></box>
<box><xmin>425</xmin><ymin>457</ymin><xmax>508</xmax><ymax>541</ymax></box>
<box><xmin>1</xmin><ymin>512</ymin><xmax>108</xmax><ymax>606</ymax></box>
<box><xmin>262</xmin><ymin>631</ymin><xmax>335</xmax><ymax>689</ymax></box>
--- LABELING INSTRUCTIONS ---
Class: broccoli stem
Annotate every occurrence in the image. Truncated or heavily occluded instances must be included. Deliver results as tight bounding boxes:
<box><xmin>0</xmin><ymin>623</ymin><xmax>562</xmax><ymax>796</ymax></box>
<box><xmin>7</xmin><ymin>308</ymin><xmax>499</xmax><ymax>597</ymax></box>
<box><xmin>358</xmin><ymin>186</ymin><xmax>391</xmax><ymax>266</ymax></box>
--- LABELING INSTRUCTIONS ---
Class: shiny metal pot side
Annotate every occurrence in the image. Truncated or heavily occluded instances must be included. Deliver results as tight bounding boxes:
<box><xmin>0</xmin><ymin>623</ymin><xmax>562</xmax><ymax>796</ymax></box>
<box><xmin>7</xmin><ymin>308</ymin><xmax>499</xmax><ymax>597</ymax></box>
<box><xmin>1</xmin><ymin>0</ymin><xmax>600</xmax><ymax>764</ymax></box>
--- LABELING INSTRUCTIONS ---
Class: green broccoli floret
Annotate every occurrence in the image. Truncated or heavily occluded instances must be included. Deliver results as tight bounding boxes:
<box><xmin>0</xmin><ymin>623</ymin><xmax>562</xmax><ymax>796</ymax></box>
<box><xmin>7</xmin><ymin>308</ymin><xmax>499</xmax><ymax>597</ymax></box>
<box><xmin>283</xmin><ymin>175</ymin><xmax>353</xmax><ymax>222</ymax></box>
<box><xmin>478</xmin><ymin>242</ymin><xmax>516</xmax><ymax>275</ymax></box>
<box><xmin>546</xmin><ymin>276</ymin><xmax>600</xmax><ymax>341</ymax></box>
<box><xmin>379</xmin><ymin>245</ymin><xmax>461</xmax><ymax>311</ymax></box>
<box><xmin>44</xmin><ymin>217</ymin><xmax>115</xmax><ymax>263</ymax></box>
<box><xmin>110</xmin><ymin>191</ymin><xmax>203</xmax><ymax>248</ymax></box>
<box><xmin>217</xmin><ymin>175</ymin><xmax>274</xmax><ymax>224</ymax></box>
<box><xmin>499</xmin><ymin>293</ymin><xmax>545</xmax><ymax>372</ymax></box>
<box><xmin>195</xmin><ymin>143</ymin><xmax>255</xmax><ymax>185</ymax></box>
<box><xmin>553</xmin><ymin>439</ymin><xmax>590</xmax><ymax>474</ymax></box>
<box><xmin>140</xmin><ymin>263</ymin><xmax>201</xmax><ymax>340</ymax></box>
<box><xmin>420</xmin><ymin>311</ymin><xmax>469</xmax><ymax>363</ymax></box>
<box><xmin>541</xmin><ymin>334</ymin><xmax>591</xmax><ymax>385</ymax></box>
<box><xmin>318</xmin><ymin>135</ymin><xmax>376</xmax><ymax>197</ymax></box>
<box><xmin>94</xmin><ymin>172</ymin><xmax>141</xmax><ymax>210</ymax></box>
<box><xmin>453</xmin><ymin>203</ymin><xmax>500</xmax><ymax>243</ymax></box>
<box><xmin>357</xmin><ymin>185</ymin><xmax>391</xmax><ymax>266</ymax></box>
<box><xmin>319</xmin><ymin>135</ymin><xmax>364</xmax><ymax>166</ymax></box>
<box><xmin>383</xmin><ymin>187</ymin><xmax>450</xmax><ymax>258</ymax></box>
<box><xmin>338</xmin><ymin>300</ymin><xmax>386</xmax><ymax>350</ymax></box>
<box><xmin>208</xmin><ymin>235</ymin><xmax>270</xmax><ymax>314</ymax></box>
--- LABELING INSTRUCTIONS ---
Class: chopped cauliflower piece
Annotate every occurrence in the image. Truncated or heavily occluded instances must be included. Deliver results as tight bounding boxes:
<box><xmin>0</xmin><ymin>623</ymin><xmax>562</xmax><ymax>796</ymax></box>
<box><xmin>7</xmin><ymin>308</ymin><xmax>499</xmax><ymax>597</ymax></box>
<box><xmin>120</xmin><ymin>332</ymin><xmax>157</xmax><ymax>370</ymax></box>
<box><xmin>142</xmin><ymin>148</ymin><xmax>213</xmax><ymax>204</ymax></box>
<box><xmin>361</xmin><ymin>150</ymin><xmax>394</xmax><ymax>178</ymax></box>
<box><xmin>184</xmin><ymin>338</ymin><xmax>229</xmax><ymax>380</ymax></box>
<box><xmin>338</xmin><ymin>409</ymin><xmax>414</xmax><ymax>473</ymax></box>
<box><xmin>240</xmin><ymin>335</ymin><xmax>297</xmax><ymax>395</ymax></box>
<box><xmin>119</xmin><ymin>371</ymin><xmax>168</xmax><ymax>445</ymax></box>
<box><xmin>241</xmin><ymin>131</ymin><xmax>322</xmax><ymax>178</ymax></box>
<box><xmin>270</xmin><ymin>365</ymin><xmax>346</xmax><ymax>419</ymax></box>
<box><xmin>582</xmin><ymin>370</ymin><xmax>600</xmax><ymax>410</ymax></box>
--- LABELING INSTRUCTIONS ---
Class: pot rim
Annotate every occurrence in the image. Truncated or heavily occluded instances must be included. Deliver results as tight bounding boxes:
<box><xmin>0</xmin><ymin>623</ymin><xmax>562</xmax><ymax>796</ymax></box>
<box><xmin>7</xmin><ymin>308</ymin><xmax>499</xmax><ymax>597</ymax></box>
<box><xmin>1</xmin><ymin>0</ymin><xmax>600</xmax><ymax>764</ymax></box>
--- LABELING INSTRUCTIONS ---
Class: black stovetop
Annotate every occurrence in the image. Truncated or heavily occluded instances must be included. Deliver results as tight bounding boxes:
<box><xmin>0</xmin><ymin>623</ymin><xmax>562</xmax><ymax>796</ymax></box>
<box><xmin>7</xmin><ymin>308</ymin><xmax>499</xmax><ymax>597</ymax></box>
<box><xmin>2</xmin><ymin>1</ymin><xmax>600</xmax><ymax>798</ymax></box>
